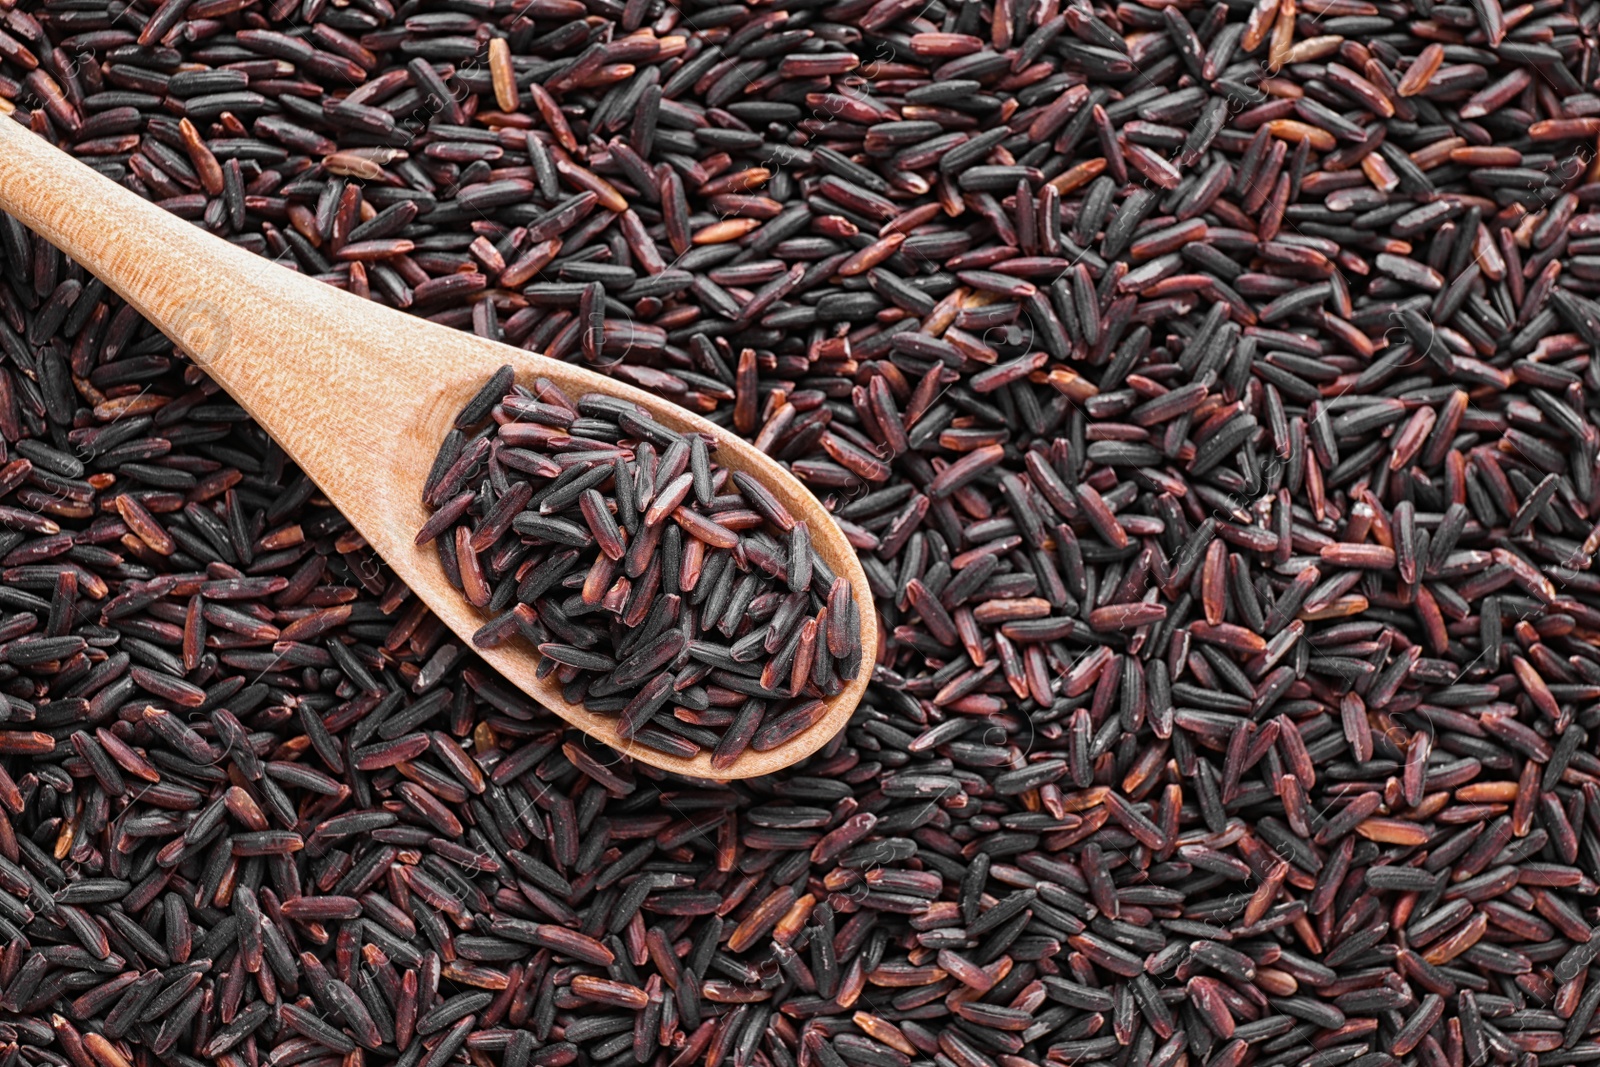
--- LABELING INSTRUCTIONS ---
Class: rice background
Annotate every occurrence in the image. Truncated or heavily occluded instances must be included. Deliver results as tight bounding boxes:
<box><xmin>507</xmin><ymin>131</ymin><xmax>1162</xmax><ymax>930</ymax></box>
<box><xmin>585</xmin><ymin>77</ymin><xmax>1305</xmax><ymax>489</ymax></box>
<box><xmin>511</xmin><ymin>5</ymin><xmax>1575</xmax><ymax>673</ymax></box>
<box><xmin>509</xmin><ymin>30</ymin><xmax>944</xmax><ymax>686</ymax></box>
<box><xmin>0</xmin><ymin>1</ymin><xmax>1594</xmax><ymax>1066</ymax></box>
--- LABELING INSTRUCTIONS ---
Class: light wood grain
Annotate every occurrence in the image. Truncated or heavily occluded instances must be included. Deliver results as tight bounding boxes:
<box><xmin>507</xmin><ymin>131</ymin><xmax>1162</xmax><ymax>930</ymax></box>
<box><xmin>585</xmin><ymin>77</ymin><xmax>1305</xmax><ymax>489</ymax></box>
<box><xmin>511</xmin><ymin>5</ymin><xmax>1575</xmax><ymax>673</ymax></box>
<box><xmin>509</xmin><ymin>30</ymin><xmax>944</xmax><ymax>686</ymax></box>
<box><xmin>0</xmin><ymin>117</ymin><xmax>877</xmax><ymax>780</ymax></box>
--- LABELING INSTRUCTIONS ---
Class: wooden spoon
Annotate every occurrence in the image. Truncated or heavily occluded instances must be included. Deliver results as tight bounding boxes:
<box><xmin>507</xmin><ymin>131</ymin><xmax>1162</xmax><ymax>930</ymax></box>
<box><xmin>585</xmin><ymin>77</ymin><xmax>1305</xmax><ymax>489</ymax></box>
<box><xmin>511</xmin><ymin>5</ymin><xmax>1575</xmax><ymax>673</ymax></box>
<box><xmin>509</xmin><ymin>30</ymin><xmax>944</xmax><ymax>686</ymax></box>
<box><xmin>0</xmin><ymin>116</ymin><xmax>877</xmax><ymax>780</ymax></box>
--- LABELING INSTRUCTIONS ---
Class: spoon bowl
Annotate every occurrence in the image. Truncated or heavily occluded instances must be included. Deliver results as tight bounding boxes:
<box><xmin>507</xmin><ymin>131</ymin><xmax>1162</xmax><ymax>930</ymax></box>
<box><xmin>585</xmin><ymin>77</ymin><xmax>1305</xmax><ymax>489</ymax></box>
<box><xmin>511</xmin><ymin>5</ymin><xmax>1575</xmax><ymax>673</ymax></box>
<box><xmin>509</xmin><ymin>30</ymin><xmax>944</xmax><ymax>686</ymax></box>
<box><xmin>0</xmin><ymin>116</ymin><xmax>877</xmax><ymax>779</ymax></box>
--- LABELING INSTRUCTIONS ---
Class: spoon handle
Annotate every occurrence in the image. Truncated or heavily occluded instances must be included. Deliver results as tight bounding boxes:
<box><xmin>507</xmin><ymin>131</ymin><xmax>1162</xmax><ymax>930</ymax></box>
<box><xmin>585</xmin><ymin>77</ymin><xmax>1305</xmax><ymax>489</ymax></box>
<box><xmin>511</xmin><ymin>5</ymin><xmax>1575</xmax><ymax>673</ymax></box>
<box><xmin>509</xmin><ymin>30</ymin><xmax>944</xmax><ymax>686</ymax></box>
<box><xmin>0</xmin><ymin>116</ymin><xmax>469</xmax><ymax>514</ymax></box>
